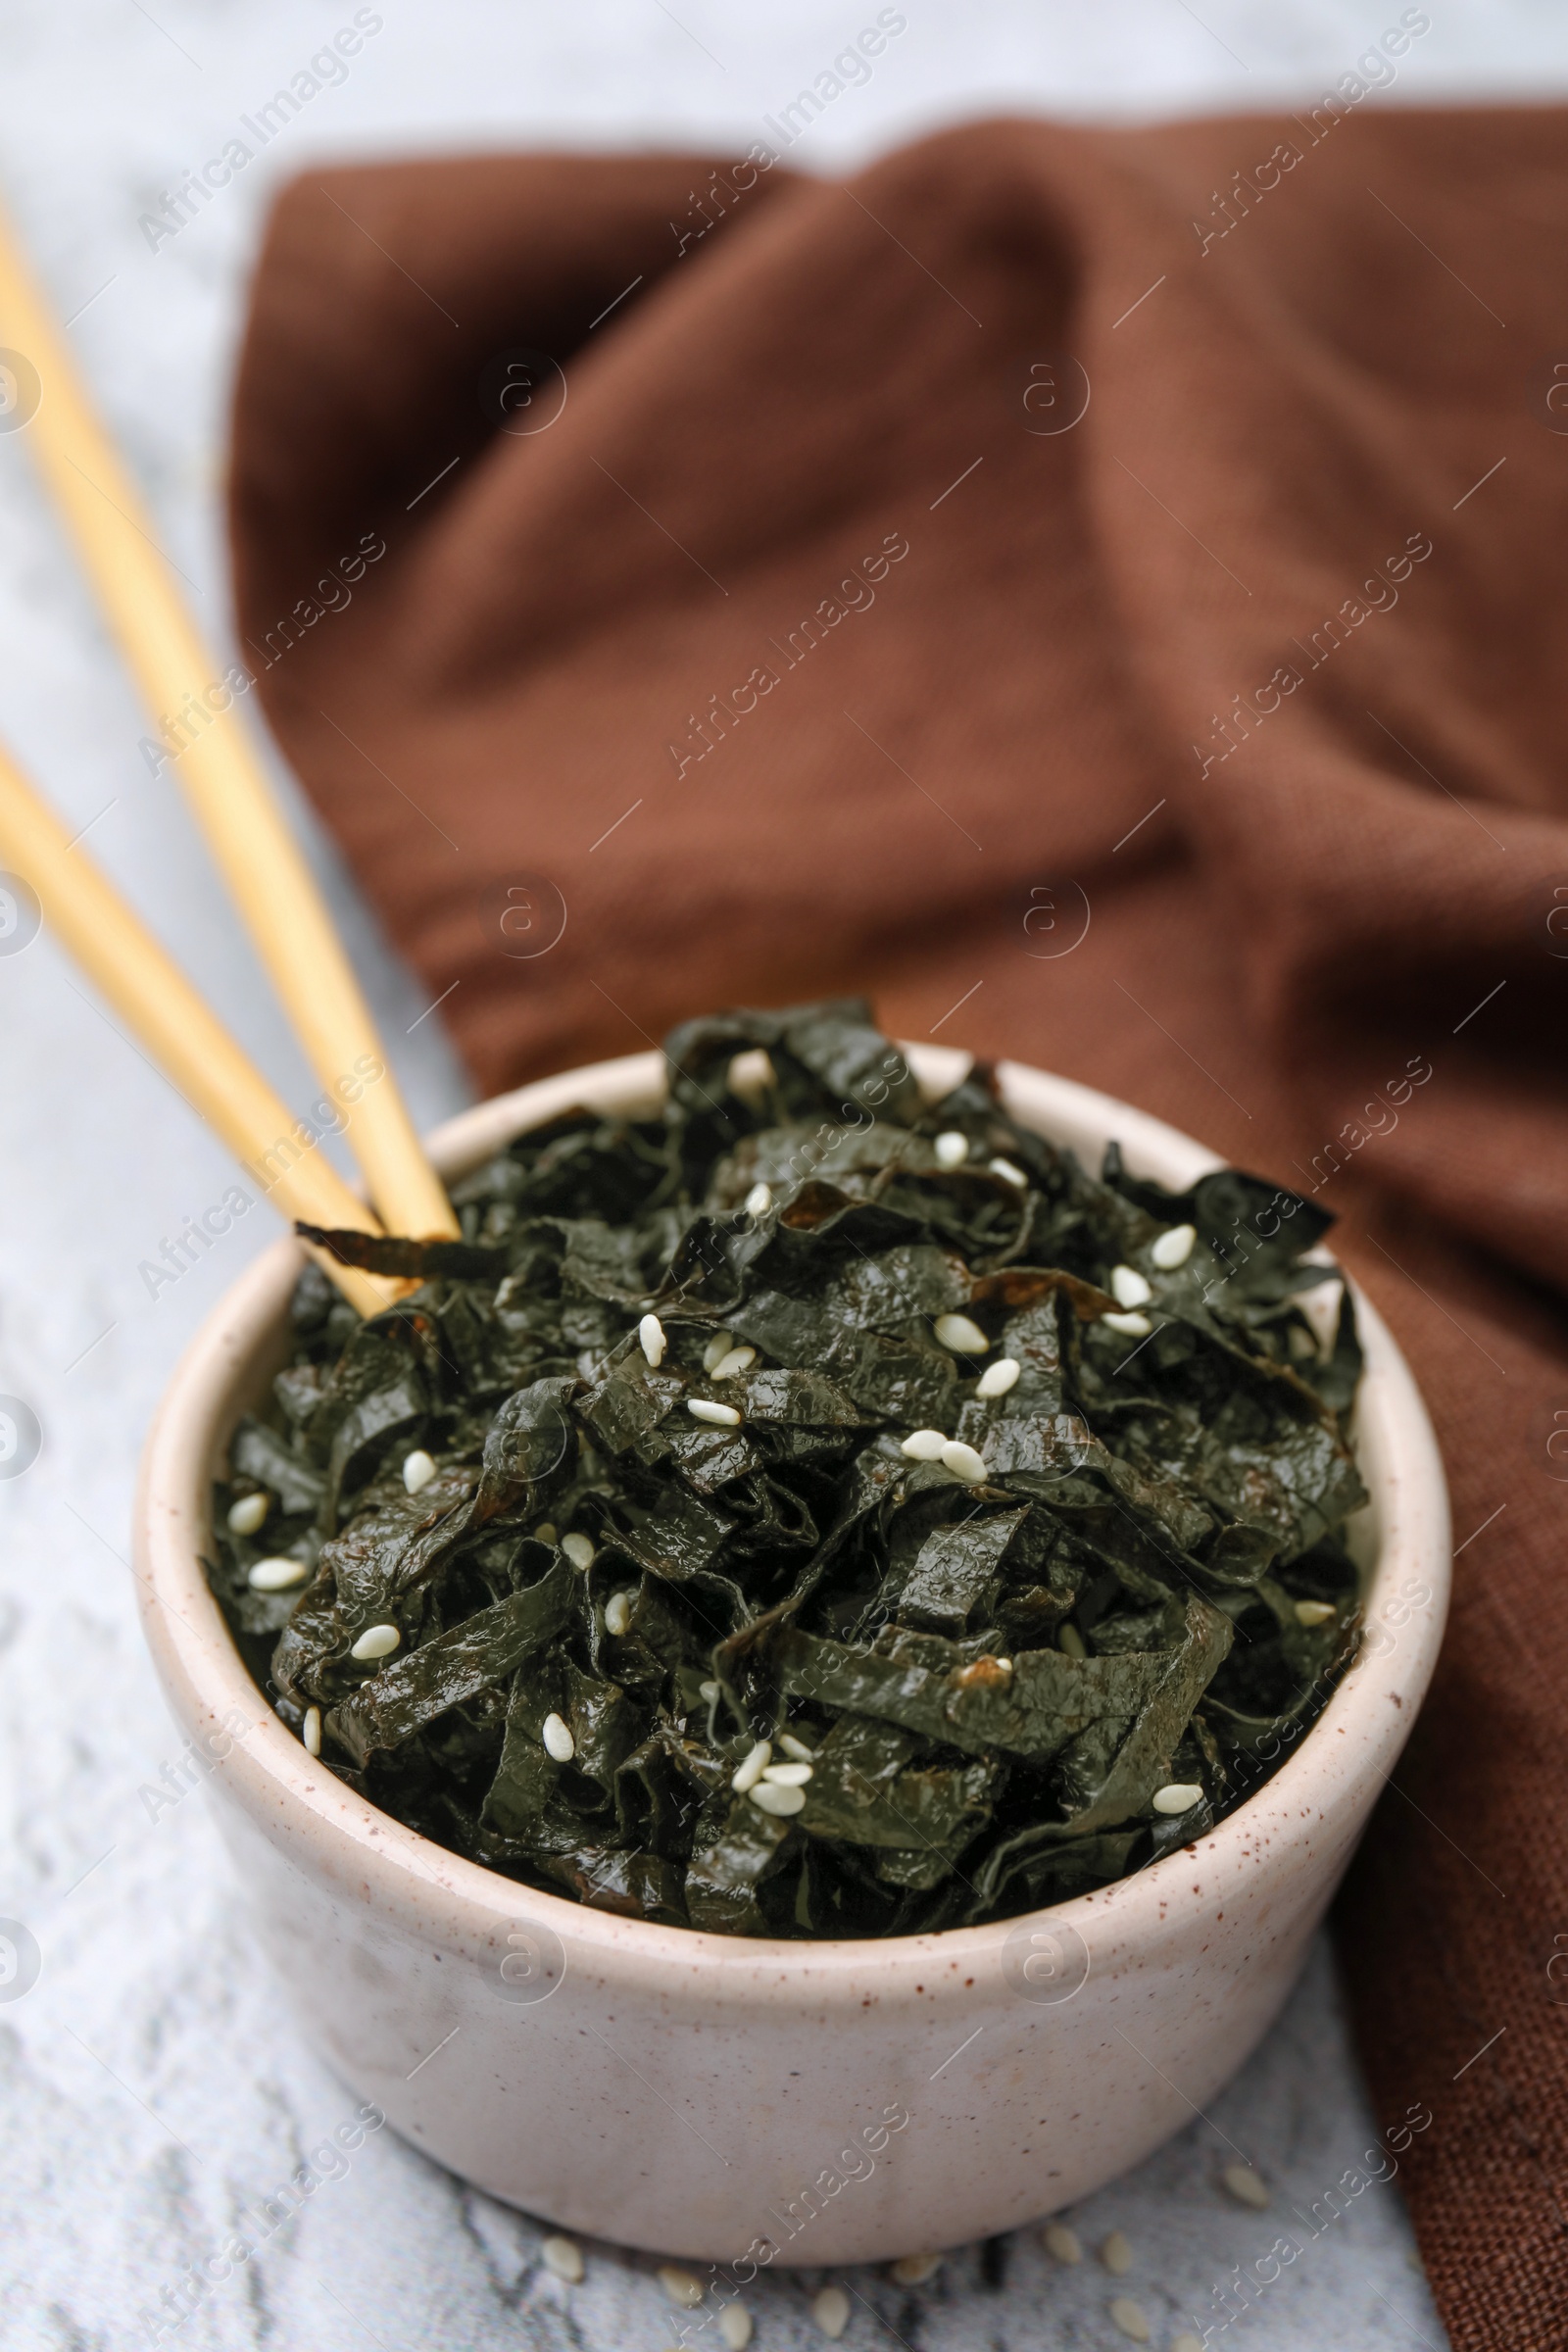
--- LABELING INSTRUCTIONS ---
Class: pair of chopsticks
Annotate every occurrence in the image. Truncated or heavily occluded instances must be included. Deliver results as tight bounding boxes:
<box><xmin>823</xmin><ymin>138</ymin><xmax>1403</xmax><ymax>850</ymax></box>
<box><xmin>0</xmin><ymin>208</ymin><xmax>460</xmax><ymax>1317</ymax></box>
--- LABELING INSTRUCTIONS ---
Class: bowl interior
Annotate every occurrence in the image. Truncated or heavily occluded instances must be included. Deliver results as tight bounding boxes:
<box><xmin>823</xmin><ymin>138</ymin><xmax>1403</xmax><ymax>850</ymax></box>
<box><xmin>147</xmin><ymin>1042</ymin><xmax>1449</xmax><ymax>1977</ymax></box>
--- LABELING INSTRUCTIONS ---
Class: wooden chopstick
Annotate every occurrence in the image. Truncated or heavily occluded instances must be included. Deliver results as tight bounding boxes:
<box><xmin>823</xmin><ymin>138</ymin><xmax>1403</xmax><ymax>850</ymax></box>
<box><xmin>0</xmin><ymin>209</ymin><xmax>459</xmax><ymax>1243</ymax></box>
<box><xmin>0</xmin><ymin>736</ymin><xmax>403</xmax><ymax>1319</ymax></box>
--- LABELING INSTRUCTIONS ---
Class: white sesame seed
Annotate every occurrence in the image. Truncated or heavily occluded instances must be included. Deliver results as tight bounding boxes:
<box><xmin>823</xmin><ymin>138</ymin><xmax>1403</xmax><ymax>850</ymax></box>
<box><xmin>1221</xmin><ymin>2163</ymin><xmax>1271</xmax><ymax>2209</ymax></box>
<box><xmin>732</xmin><ymin>1739</ymin><xmax>772</xmax><ymax>1793</ymax></box>
<box><xmin>1102</xmin><ymin>1309</ymin><xmax>1152</xmax><ymax>1337</ymax></box>
<box><xmin>703</xmin><ymin>1332</ymin><xmax>734</xmax><ymax>1373</ymax></box>
<box><xmin>714</xmin><ymin>1346</ymin><xmax>757</xmax><ymax>1380</ymax></box>
<box><xmin>719</xmin><ymin>2304</ymin><xmax>753</xmax><ymax>2350</ymax></box>
<box><xmin>1110</xmin><ymin>1265</ymin><xmax>1152</xmax><ymax>1309</ymax></box>
<box><xmin>1151</xmin><ymin>1222</ymin><xmax>1197</xmax><ymax>1270</ymax></box>
<box><xmin>351</xmin><ymin>1622</ymin><xmax>401</xmax><ymax>1660</ymax></box>
<box><xmin>812</xmin><ymin>2285</ymin><xmax>851</xmax><ymax>2339</ymax></box>
<box><xmin>536</xmin><ymin>1522</ymin><xmax>558</xmax><ymax>1544</ymax></box>
<box><xmin>777</xmin><ymin>1732</ymin><xmax>816</xmax><ymax>1761</ymax></box>
<box><xmin>226</xmin><ymin>1492</ymin><xmax>270</xmax><ymax>1536</ymax></box>
<box><xmin>542</xmin><ymin>1712</ymin><xmax>575</xmax><ymax>1763</ymax></box>
<box><xmin>659</xmin><ymin>2266</ymin><xmax>705</xmax><ymax>2309</ymax></box>
<box><xmin>934</xmin><ymin>1312</ymin><xmax>989</xmax><ymax>1354</ymax></box>
<box><xmin>688</xmin><ymin>1398</ymin><xmax>743</xmax><ymax>1426</ymax></box>
<box><xmin>744</xmin><ymin>1182</ymin><xmax>773</xmax><ymax>1216</ymax></box>
<box><xmin>1108</xmin><ymin>2296</ymin><xmax>1151</xmax><ymax>2343</ymax></box>
<box><xmin>1295</xmin><ymin>1599</ymin><xmax>1336</xmax><ymax>1628</ymax></box>
<box><xmin>995</xmin><ymin>1658</ymin><xmax>1013</xmax><ymax>1672</ymax></box>
<box><xmin>302</xmin><ymin>1706</ymin><xmax>321</xmax><ymax>1757</ymax></box>
<box><xmin>989</xmin><ymin>1156</ymin><xmax>1028</xmax><ymax>1188</ymax></box>
<box><xmin>1058</xmin><ymin>1624</ymin><xmax>1088</xmax><ymax>1660</ymax></box>
<box><xmin>891</xmin><ymin>2252</ymin><xmax>942</xmax><ymax>2285</ymax></box>
<box><xmin>402</xmin><ymin>1447</ymin><xmax>437</xmax><ymax>1494</ymax></box>
<box><xmin>1152</xmin><ymin>1783</ymin><xmax>1202</xmax><ymax>1815</ymax></box>
<box><xmin>933</xmin><ymin>1131</ymin><xmax>968</xmax><ymax>1168</ymax></box>
<box><xmin>605</xmin><ymin>1591</ymin><xmax>633</xmax><ymax>1637</ymax></box>
<box><xmin>248</xmin><ymin>1554</ymin><xmax>309</xmax><ymax>1592</ymax></box>
<box><xmin>541</xmin><ymin>2234</ymin><xmax>584</xmax><ymax>2282</ymax></box>
<box><xmin>1100</xmin><ymin>2230</ymin><xmax>1133</xmax><ymax>2277</ymax></box>
<box><xmin>976</xmin><ymin>1356</ymin><xmax>1020</xmax><ymax>1399</ymax></box>
<box><xmin>760</xmin><ymin>1761</ymin><xmax>813</xmax><ymax>1787</ymax></box>
<box><xmin>940</xmin><ymin>1440</ymin><xmax>988</xmax><ymax>1485</ymax></box>
<box><xmin>900</xmin><ymin>1429</ymin><xmax>949</xmax><ymax>1460</ymax></box>
<box><xmin>751</xmin><ymin>1780</ymin><xmax>807</xmax><ymax>1816</ymax></box>
<box><xmin>1171</xmin><ymin>2337</ymin><xmax>1206</xmax><ymax>2352</ymax></box>
<box><xmin>1044</xmin><ymin>2223</ymin><xmax>1081</xmax><ymax>2264</ymax></box>
<box><xmin>562</xmin><ymin>1532</ymin><xmax>596</xmax><ymax>1572</ymax></box>
<box><xmin>639</xmin><ymin>1312</ymin><xmax>666</xmax><ymax>1366</ymax></box>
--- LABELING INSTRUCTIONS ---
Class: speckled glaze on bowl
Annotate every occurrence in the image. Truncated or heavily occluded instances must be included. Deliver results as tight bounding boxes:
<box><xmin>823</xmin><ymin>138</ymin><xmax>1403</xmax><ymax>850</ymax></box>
<box><xmin>134</xmin><ymin>1048</ymin><xmax>1449</xmax><ymax>2265</ymax></box>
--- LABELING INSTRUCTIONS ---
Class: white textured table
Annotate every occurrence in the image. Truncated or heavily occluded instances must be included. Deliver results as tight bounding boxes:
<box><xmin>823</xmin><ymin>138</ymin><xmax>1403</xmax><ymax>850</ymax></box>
<box><xmin>4</xmin><ymin>3</ymin><xmax>1556</xmax><ymax>2342</ymax></box>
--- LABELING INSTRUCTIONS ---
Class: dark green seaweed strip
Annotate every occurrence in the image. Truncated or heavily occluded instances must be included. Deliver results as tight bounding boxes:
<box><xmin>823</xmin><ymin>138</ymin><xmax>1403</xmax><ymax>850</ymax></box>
<box><xmin>775</xmin><ymin>1592</ymin><xmax>1231</xmax><ymax>1777</ymax></box>
<box><xmin>331</xmin><ymin>1554</ymin><xmax>577</xmax><ymax>1765</ymax></box>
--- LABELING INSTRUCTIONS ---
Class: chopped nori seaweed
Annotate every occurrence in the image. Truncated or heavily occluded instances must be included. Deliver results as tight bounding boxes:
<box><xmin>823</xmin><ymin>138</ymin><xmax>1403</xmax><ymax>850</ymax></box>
<box><xmin>207</xmin><ymin>999</ymin><xmax>1367</xmax><ymax>1937</ymax></box>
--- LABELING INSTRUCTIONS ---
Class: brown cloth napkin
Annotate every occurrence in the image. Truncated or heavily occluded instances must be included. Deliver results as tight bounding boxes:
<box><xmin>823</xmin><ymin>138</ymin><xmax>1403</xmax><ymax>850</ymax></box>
<box><xmin>227</xmin><ymin>106</ymin><xmax>1568</xmax><ymax>2348</ymax></box>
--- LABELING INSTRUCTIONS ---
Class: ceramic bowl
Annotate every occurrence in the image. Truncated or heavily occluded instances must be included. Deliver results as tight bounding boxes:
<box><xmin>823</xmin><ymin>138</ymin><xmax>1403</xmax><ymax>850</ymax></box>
<box><xmin>134</xmin><ymin>1047</ymin><xmax>1449</xmax><ymax>2265</ymax></box>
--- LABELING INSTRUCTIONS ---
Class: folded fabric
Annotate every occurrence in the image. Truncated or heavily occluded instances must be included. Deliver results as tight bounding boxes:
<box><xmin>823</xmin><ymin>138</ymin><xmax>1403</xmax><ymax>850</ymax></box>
<box><xmin>227</xmin><ymin>104</ymin><xmax>1568</xmax><ymax>2349</ymax></box>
